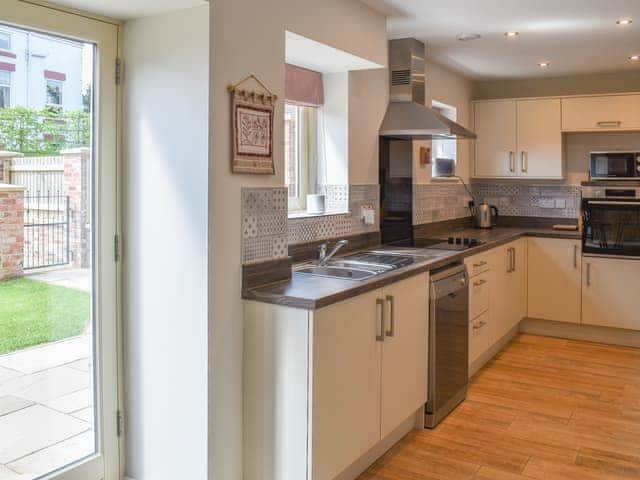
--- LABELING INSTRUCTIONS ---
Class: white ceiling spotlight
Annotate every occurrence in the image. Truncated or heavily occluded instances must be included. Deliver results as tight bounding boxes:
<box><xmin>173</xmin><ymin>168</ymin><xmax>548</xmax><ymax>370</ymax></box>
<box><xmin>629</xmin><ymin>55</ymin><xmax>640</xmax><ymax>61</ymax></box>
<box><xmin>457</xmin><ymin>33</ymin><xmax>482</xmax><ymax>42</ymax></box>
<box><xmin>538</xmin><ymin>61</ymin><xmax>551</xmax><ymax>68</ymax></box>
<box><xmin>504</xmin><ymin>31</ymin><xmax>520</xmax><ymax>37</ymax></box>
<box><xmin>616</xmin><ymin>18</ymin><xmax>633</xmax><ymax>25</ymax></box>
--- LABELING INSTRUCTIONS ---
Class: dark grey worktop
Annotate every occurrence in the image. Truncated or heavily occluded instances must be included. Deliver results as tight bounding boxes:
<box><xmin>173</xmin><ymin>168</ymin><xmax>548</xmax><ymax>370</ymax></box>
<box><xmin>242</xmin><ymin>226</ymin><xmax>581</xmax><ymax>310</ymax></box>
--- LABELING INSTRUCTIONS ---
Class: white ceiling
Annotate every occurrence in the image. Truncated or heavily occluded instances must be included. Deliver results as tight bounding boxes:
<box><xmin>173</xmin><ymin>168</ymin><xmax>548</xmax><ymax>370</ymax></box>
<box><xmin>362</xmin><ymin>0</ymin><xmax>640</xmax><ymax>80</ymax></box>
<box><xmin>50</xmin><ymin>0</ymin><xmax>206</xmax><ymax>20</ymax></box>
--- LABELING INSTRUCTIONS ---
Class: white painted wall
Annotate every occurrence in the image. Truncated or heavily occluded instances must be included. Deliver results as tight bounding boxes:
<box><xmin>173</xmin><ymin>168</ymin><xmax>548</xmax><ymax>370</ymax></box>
<box><xmin>122</xmin><ymin>5</ymin><xmax>208</xmax><ymax>480</ymax></box>
<box><xmin>210</xmin><ymin>2</ymin><xmax>387</xmax><ymax>478</ymax></box>
<box><xmin>319</xmin><ymin>72</ymin><xmax>349</xmax><ymax>186</ymax></box>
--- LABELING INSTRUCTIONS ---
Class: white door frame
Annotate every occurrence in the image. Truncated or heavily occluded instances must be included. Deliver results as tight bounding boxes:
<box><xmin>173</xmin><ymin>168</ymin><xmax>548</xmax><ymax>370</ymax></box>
<box><xmin>1</xmin><ymin>2</ymin><xmax>121</xmax><ymax>479</ymax></box>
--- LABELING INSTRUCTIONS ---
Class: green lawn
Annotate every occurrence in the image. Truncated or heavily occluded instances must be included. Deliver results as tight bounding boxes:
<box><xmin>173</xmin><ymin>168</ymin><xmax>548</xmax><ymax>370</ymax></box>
<box><xmin>0</xmin><ymin>277</ymin><xmax>90</xmax><ymax>355</ymax></box>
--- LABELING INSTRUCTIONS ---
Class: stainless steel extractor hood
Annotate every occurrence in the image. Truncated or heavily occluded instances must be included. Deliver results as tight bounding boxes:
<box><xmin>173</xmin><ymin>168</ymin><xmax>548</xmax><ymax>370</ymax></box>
<box><xmin>379</xmin><ymin>38</ymin><xmax>477</xmax><ymax>140</ymax></box>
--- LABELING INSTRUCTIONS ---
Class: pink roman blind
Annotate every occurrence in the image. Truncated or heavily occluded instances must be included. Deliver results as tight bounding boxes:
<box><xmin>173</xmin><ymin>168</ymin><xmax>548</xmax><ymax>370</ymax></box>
<box><xmin>285</xmin><ymin>64</ymin><xmax>324</xmax><ymax>107</ymax></box>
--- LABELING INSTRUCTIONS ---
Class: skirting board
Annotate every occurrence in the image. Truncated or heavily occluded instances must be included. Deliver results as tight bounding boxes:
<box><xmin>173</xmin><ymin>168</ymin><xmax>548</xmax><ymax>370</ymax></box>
<box><xmin>521</xmin><ymin>318</ymin><xmax>640</xmax><ymax>348</ymax></box>
<box><xmin>469</xmin><ymin>324</ymin><xmax>520</xmax><ymax>378</ymax></box>
<box><xmin>334</xmin><ymin>411</ymin><xmax>419</xmax><ymax>480</ymax></box>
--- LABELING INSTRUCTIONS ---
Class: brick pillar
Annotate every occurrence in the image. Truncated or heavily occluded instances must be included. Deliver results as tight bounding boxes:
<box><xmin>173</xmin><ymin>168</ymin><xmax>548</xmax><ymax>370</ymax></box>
<box><xmin>0</xmin><ymin>151</ymin><xmax>24</xmax><ymax>183</ymax></box>
<box><xmin>0</xmin><ymin>185</ymin><xmax>25</xmax><ymax>281</ymax></box>
<box><xmin>62</xmin><ymin>148</ymin><xmax>91</xmax><ymax>268</ymax></box>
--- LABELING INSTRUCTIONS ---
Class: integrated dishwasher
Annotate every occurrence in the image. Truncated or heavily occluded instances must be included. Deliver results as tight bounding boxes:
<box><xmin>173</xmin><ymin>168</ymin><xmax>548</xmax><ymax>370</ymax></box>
<box><xmin>425</xmin><ymin>263</ymin><xmax>469</xmax><ymax>428</ymax></box>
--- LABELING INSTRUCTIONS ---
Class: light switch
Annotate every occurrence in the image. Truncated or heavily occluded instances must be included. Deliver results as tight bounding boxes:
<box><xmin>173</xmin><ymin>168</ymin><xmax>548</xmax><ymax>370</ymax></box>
<box><xmin>361</xmin><ymin>205</ymin><xmax>376</xmax><ymax>225</ymax></box>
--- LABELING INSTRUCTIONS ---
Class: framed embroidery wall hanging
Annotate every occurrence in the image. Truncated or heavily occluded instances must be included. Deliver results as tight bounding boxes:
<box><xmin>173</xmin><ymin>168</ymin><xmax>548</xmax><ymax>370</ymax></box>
<box><xmin>228</xmin><ymin>75</ymin><xmax>277</xmax><ymax>174</ymax></box>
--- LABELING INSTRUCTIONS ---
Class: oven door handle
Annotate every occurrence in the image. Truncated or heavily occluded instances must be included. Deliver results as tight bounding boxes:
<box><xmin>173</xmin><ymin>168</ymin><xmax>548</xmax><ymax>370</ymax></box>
<box><xmin>587</xmin><ymin>201</ymin><xmax>640</xmax><ymax>206</ymax></box>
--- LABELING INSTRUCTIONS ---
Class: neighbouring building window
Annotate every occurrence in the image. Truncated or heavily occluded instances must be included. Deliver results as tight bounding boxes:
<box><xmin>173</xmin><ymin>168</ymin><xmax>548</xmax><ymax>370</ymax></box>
<box><xmin>431</xmin><ymin>100</ymin><xmax>458</xmax><ymax>177</ymax></box>
<box><xmin>285</xmin><ymin>102</ymin><xmax>319</xmax><ymax>211</ymax></box>
<box><xmin>0</xmin><ymin>70</ymin><xmax>10</xmax><ymax>108</ymax></box>
<box><xmin>46</xmin><ymin>79</ymin><xmax>63</xmax><ymax>105</ymax></box>
<box><xmin>0</xmin><ymin>32</ymin><xmax>10</xmax><ymax>51</ymax></box>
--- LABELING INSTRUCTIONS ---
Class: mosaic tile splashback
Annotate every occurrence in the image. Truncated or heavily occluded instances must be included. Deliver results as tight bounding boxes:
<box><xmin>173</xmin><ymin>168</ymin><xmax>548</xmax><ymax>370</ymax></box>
<box><xmin>241</xmin><ymin>185</ymin><xmax>380</xmax><ymax>264</ymax></box>
<box><xmin>471</xmin><ymin>183</ymin><xmax>581</xmax><ymax>219</ymax></box>
<box><xmin>413</xmin><ymin>183</ymin><xmax>473</xmax><ymax>225</ymax></box>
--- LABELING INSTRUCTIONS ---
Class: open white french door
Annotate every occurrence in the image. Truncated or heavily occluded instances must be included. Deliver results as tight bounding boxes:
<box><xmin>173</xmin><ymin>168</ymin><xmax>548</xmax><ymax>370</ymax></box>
<box><xmin>1</xmin><ymin>1</ymin><xmax>119</xmax><ymax>479</ymax></box>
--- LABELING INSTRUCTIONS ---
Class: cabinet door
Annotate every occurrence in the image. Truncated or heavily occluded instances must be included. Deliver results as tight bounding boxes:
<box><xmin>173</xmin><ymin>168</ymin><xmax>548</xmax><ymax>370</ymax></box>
<box><xmin>528</xmin><ymin>238</ymin><xmax>581</xmax><ymax>324</ymax></box>
<box><xmin>474</xmin><ymin>100</ymin><xmax>517</xmax><ymax>177</ymax></box>
<box><xmin>487</xmin><ymin>245</ymin><xmax>512</xmax><ymax>345</ymax></box>
<box><xmin>562</xmin><ymin>95</ymin><xmax>640</xmax><ymax>131</ymax></box>
<box><xmin>517</xmin><ymin>99</ymin><xmax>563</xmax><ymax>178</ymax></box>
<box><xmin>510</xmin><ymin>239</ymin><xmax>528</xmax><ymax>327</ymax></box>
<box><xmin>380</xmin><ymin>273</ymin><xmax>429</xmax><ymax>438</ymax></box>
<box><xmin>311</xmin><ymin>289</ymin><xmax>383</xmax><ymax>480</ymax></box>
<box><xmin>582</xmin><ymin>257</ymin><xmax>640</xmax><ymax>331</ymax></box>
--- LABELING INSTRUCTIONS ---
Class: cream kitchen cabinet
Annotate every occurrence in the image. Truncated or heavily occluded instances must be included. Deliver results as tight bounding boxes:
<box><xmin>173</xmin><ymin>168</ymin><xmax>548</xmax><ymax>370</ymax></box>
<box><xmin>562</xmin><ymin>94</ymin><xmax>640</xmax><ymax>132</ymax></box>
<box><xmin>473</xmin><ymin>99</ymin><xmax>563</xmax><ymax>179</ymax></box>
<box><xmin>473</xmin><ymin>100</ymin><xmax>517</xmax><ymax>177</ymax></box>
<box><xmin>582</xmin><ymin>257</ymin><xmax>640</xmax><ymax>331</ymax></box>
<box><xmin>244</xmin><ymin>272</ymin><xmax>429</xmax><ymax>480</ymax></box>
<box><xmin>528</xmin><ymin>238</ymin><xmax>582</xmax><ymax>324</ymax></box>
<box><xmin>487</xmin><ymin>239</ymin><xmax>527</xmax><ymax>345</ymax></box>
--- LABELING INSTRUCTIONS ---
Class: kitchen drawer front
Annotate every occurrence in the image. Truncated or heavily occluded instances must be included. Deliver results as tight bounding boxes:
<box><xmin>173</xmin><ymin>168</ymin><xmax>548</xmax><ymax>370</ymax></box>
<box><xmin>469</xmin><ymin>310</ymin><xmax>490</xmax><ymax>366</ymax></box>
<box><xmin>465</xmin><ymin>253</ymin><xmax>490</xmax><ymax>277</ymax></box>
<box><xmin>469</xmin><ymin>272</ymin><xmax>489</xmax><ymax>320</ymax></box>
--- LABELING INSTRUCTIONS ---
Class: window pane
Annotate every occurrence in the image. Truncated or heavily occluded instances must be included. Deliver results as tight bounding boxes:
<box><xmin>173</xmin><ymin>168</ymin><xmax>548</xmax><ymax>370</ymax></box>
<box><xmin>0</xmin><ymin>32</ymin><xmax>10</xmax><ymax>50</ymax></box>
<box><xmin>284</xmin><ymin>103</ymin><xmax>299</xmax><ymax>199</ymax></box>
<box><xmin>46</xmin><ymin>80</ymin><xmax>63</xmax><ymax>105</ymax></box>
<box><xmin>0</xmin><ymin>70</ymin><xmax>10</xmax><ymax>85</ymax></box>
<box><xmin>0</xmin><ymin>86</ymin><xmax>9</xmax><ymax>108</ymax></box>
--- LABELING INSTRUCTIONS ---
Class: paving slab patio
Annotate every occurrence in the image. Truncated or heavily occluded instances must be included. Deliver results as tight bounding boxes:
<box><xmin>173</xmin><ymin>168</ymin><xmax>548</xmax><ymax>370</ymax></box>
<box><xmin>0</xmin><ymin>335</ymin><xmax>94</xmax><ymax>477</ymax></box>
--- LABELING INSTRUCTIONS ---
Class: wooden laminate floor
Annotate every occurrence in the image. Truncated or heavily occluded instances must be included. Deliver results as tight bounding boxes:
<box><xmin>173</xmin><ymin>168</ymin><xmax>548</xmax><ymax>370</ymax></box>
<box><xmin>359</xmin><ymin>334</ymin><xmax>640</xmax><ymax>480</ymax></box>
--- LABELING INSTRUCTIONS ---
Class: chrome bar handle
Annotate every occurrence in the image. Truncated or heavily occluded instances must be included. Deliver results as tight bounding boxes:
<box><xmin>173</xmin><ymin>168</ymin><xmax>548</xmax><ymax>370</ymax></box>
<box><xmin>385</xmin><ymin>295</ymin><xmax>395</xmax><ymax>337</ymax></box>
<box><xmin>509</xmin><ymin>151</ymin><xmax>515</xmax><ymax>173</ymax></box>
<box><xmin>513</xmin><ymin>247</ymin><xmax>517</xmax><ymax>272</ymax></box>
<box><xmin>597</xmin><ymin>120</ymin><xmax>621</xmax><ymax>127</ymax></box>
<box><xmin>473</xmin><ymin>261</ymin><xmax>487</xmax><ymax>268</ymax></box>
<box><xmin>376</xmin><ymin>298</ymin><xmax>385</xmax><ymax>342</ymax></box>
<box><xmin>586</xmin><ymin>262</ymin><xmax>591</xmax><ymax>286</ymax></box>
<box><xmin>473</xmin><ymin>279</ymin><xmax>487</xmax><ymax>287</ymax></box>
<box><xmin>521</xmin><ymin>151</ymin><xmax>528</xmax><ymax>173</ymax></box>
<box><xmin>573</xmin><ymin>245</ymin><xmax>578</xmax><ymax>269</ymax></box>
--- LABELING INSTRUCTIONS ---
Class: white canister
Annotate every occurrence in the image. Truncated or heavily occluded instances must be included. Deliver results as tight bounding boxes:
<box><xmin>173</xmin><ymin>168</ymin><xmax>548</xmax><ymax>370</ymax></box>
<box><xmin>306</xmin><ymin>194</ymin><xmax>326</xmax><ymax>215</ymax></box>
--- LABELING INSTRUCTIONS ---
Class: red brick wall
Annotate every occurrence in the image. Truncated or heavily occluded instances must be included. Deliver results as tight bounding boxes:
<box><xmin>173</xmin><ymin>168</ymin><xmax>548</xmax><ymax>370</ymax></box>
<box><xmin>0</xmin><ymin>189</ymin><xmax>24</xmax><ymax>280</ymax></box>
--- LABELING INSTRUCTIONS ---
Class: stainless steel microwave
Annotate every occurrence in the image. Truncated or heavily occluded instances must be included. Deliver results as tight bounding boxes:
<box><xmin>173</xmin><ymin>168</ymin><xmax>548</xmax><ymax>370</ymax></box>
<box><xmin>589</xmin><ymin>151</ymin><xmax>640</xmax><ymax>180</ymax></box>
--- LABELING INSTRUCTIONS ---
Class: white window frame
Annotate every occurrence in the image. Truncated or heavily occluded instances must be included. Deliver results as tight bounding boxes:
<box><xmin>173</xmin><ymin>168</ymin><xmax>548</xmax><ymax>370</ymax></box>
<box><xmin>0</xmin><ymin>70</ymin><xmax>10</xmax><ymax>108</ymax></box>
<box><xmin>286</xmin><ymin>102</ymin><xmax>316</xmax><ymax>213</ymax></box>
<box><xmin>0</xmin><ymin>30</ymin><xmax>10</xmax><ymax>50</ymax></box>
<box><xmin>46</xmin><ymin>78</ymin><xmax>64</xmax><ymax>106</ymax></box>
<box><xmin>431</xmin><ymin>100</ymin><xmax>458</xmax><ymax>178</ymax></box>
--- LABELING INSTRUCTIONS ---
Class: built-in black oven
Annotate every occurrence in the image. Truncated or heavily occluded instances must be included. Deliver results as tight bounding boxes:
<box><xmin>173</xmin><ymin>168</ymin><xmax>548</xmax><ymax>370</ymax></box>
<box><xmin>589</xmin><ymin>151</ymin><xmax>640</xmax><ymax>180</ymax></box>
<box><xmin>582</xmin><ymin>186</ymin><xmax>640</xmax><ymax>257</ymax></box>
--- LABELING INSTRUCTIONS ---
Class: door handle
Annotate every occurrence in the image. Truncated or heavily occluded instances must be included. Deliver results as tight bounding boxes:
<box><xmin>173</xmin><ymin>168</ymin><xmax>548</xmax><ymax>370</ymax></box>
<box><xmin>573</xmin><ymin>245</ymin><xmax>578</xmax><ymax>269</ymax></box>
<box><xmin>521</xmin><ymin>151</ymin><xmax>528</xmax><ymax>173</ymax></box>
<box><xmin>473</xmin><ymin>261</ymin><xmax>487</xmax><ymax>268</ymax></box>
<box><xmin>512</xmin><ymin>247</ymin><xmax>517</xmax><ymax>272</ymax></box>
<box><xmin>473</xmin><ymin>279</ymin><xmax>487</xmax><ymax>287</ymax></box>
<box><xmin>385</xmin><ymin>295</ymin><xmax>395</xmax><ymax>337</ymax></box>
<box><xmin>597</xmin><ymin>120</ymin><xmax>621</xmax><ymax>127</ymax></box>
<box><xmin>509</xmin><ymin>151</ymin><xmax>515</xmax><ymax>173</ymax></box>
<box><xmin>507</xmin><ymin>248</ymin><xmax>515</xmax><ymax>273</ymax></box>
<box><xmin>586</xmin><ymin>263</ymin><xmax>591</xmax><ymax>286</ymax></box>
<box><xmin>376</xmin><ymin>298</ymin><xmax>385</xmax><ymax>342</ymax></box>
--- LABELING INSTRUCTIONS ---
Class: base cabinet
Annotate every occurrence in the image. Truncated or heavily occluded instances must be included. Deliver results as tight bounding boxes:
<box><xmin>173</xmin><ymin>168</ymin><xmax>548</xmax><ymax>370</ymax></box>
<box><xmin>528</xmin><ymin>238</ymin><xmax>581</xmax><ymax>324</ymax></box>
<box><xmin>582</xmin><ymin>257</ymin><xmax>640</xmax><ymax>331</ymax></box>
<box><xmin>487</xmin><ymin>239</ymin><xmax>527</xmax><ymax>345</ymax></box>
<box><xmin>244</xmin><ymin>272</ymin><xmax>429</xmax><ymax>480</ymax></box>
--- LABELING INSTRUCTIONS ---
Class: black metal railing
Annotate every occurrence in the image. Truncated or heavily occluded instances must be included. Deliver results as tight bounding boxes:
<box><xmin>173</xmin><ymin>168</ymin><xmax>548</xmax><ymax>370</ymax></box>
<box><xmin>23</xmin><ymin>193</ymin><xmax>70</xmax><ymax>270</ymax></box>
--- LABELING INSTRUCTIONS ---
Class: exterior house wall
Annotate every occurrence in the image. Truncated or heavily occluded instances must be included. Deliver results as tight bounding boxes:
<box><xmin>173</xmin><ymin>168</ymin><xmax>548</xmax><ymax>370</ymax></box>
<box><xmin>210</xmin><ymin>1</ymin><xmax>387</xmax><ymax>478</ymax></box>
<box><xmin>0</xmin><ymin>25</ymin><xmax>83</xmax><ymax>111</ymax></box>
<box><xmin>0</xmin><ymin>185</ymin><xmax>24</xmax><ymax>280</ymax></box>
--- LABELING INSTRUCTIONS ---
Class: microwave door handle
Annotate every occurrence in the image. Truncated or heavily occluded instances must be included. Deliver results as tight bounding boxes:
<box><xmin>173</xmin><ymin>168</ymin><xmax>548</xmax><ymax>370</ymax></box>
<box><xmin>587</xmin><ymin>201</ymin><xmax>640</xmax><ymax>206</ymax></box>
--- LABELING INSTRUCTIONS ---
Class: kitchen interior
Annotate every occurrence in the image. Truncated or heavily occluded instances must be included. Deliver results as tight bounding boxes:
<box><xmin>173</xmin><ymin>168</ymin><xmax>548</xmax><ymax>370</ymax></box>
<box><xmin>240</xmin><ymin>1</ymin><xmax>640</xmax><ymax>480</ymax></box>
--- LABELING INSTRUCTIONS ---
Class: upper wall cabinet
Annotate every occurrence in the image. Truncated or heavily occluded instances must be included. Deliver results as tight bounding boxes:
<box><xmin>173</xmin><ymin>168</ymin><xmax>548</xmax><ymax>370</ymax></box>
<box><xmin>562</xmin><ymin>94</ymin><xmax>640</xmax><ymax>132</ymax></box>
<box><xmin>473</xmin><ymin>98</ymin><xmax>563</xmax><ymax>179</ymax></box>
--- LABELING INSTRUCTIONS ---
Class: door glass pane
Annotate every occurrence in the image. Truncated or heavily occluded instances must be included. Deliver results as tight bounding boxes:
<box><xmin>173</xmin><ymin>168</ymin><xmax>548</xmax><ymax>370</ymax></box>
<box><xmin>584</xmin><ymin>201</ymin><xmax>640</xmax><ymax>255</ymax></box>
<box><xmin>0</xmin><ymin>23</ymin><xmax>96</xmax><ymax>479</ymax></box>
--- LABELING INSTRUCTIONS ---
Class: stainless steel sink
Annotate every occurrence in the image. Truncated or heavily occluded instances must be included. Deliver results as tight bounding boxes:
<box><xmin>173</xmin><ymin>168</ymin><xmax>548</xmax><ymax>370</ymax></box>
<box><xmin>296</xmin><ymin>265</ymin><xmax>378</xmax><ymax>281</ymax></box>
